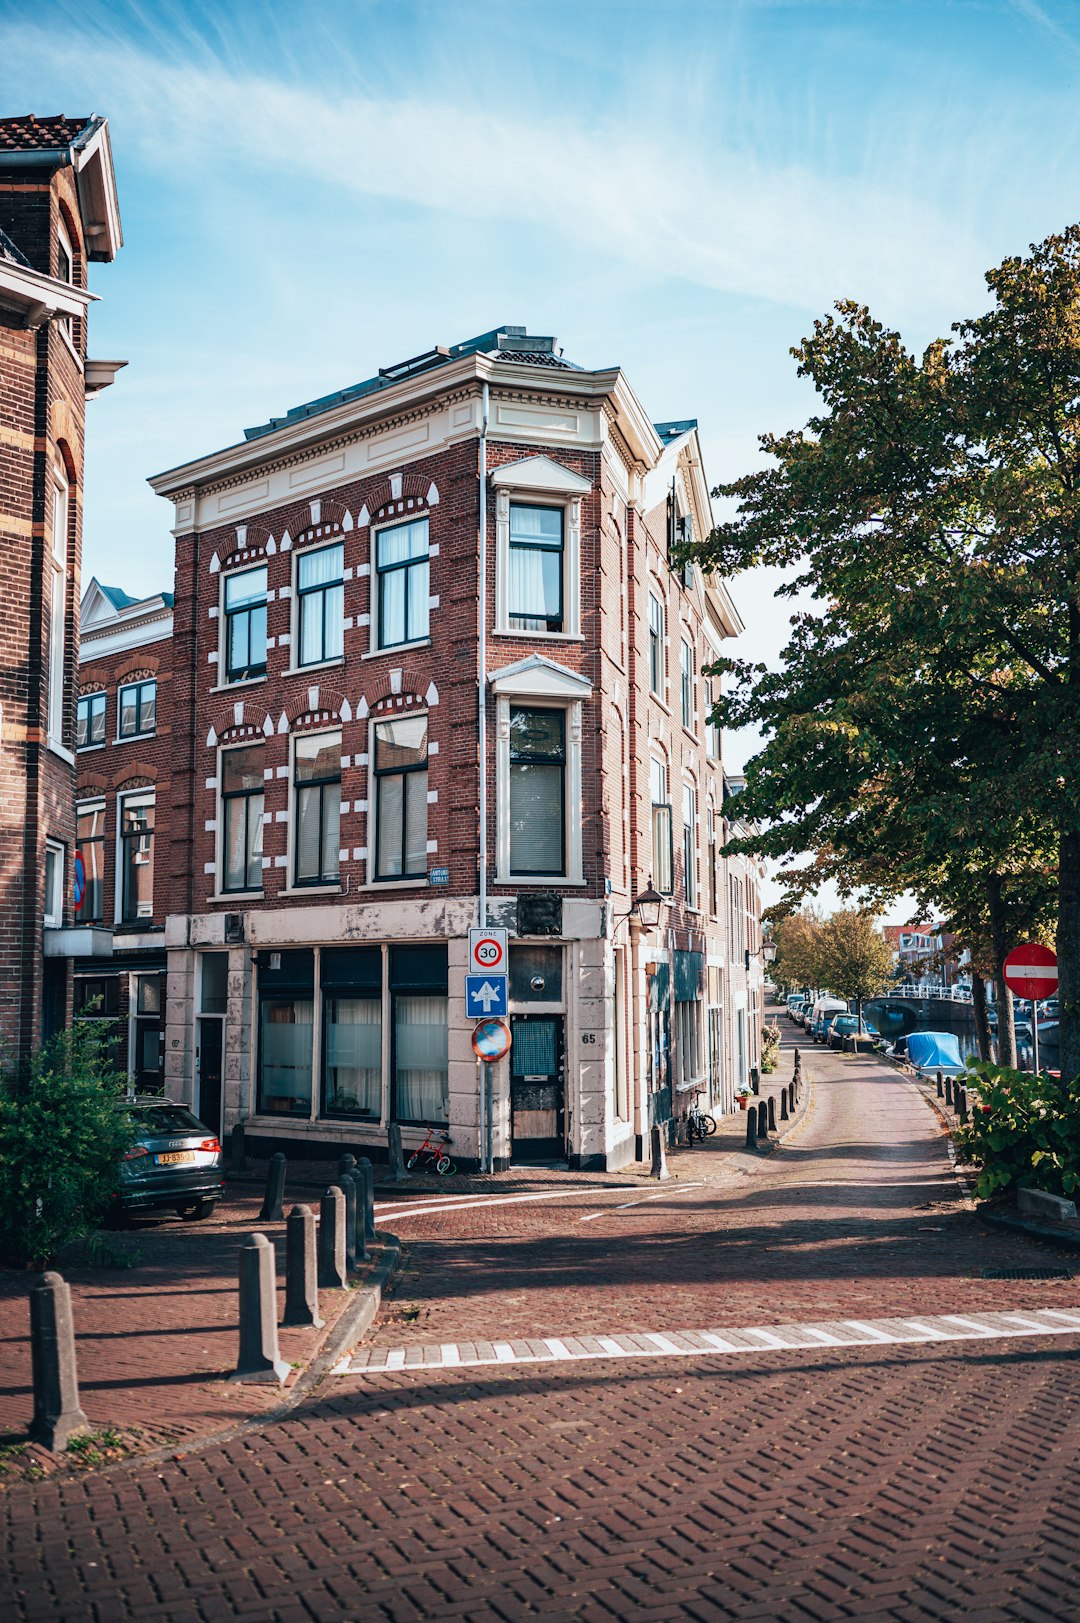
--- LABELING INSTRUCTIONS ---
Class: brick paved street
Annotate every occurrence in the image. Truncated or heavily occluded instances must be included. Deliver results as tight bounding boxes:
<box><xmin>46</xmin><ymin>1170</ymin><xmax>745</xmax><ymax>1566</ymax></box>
<box><xmin>4</xmin><ymin>1021</ymin><xmax>1080</xmax><ymax>1621</ymax></box>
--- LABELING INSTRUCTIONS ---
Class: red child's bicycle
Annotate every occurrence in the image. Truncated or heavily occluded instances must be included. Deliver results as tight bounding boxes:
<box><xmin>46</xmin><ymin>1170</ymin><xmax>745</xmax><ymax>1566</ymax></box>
<box><xmin>407</xmin><ymin>1126</ymin><xmax>456</xmax><ymax>1175</ymax></box>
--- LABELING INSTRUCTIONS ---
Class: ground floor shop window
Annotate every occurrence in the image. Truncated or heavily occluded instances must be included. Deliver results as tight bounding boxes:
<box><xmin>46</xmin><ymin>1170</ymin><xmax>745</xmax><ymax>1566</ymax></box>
<box><xmin>74</xmin><ymin>975</ymin><xmax>125</xmax><ymax>1074</ymax></box>
<box><xmin>321</xmin><ymin>947</ymin><xmax>382</xmax><ymax>1119</ymax></box>
<box><xmin>258</xmin><ymin>998</ymin><xmax>314</xmax><ymax>1114</ymax></box>
<box><xmin>391</xmin><ymin>947</ymin><xmax>449</xmax><ymax>1124</ymax></box>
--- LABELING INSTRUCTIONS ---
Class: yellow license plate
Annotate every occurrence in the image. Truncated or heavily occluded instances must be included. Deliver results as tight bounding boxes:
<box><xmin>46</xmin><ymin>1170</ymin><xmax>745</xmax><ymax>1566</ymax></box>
<box><xmin>155</xmin><ymin>1150</ymin><xmax>196</xmax><ymax>1165</ymax></box>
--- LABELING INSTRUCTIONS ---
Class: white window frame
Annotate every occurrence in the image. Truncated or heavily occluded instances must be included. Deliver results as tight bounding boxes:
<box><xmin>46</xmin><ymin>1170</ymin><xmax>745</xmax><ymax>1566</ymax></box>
<box><xmin>680</xmin><ymin>638</ymin><xmax>695</xmax><ymax>732</ymax></box>
<box><xmin>116</xmin><ymin>790</ymin><xmax>156</xmax><ymax>925</ymax></box>
<box><xmin>117</xmin><ymin>677</ymin><xmax>157</xmax><ymax>741</ymax></box>
<box><xmin>370</xmin><ymin>513</ymin><xmax>431</xmax><ymax>655</ymax></box>
<box><xmin>489</xmin><ymin>654</ymin><xmax>590</xmax><ymax>886</ymax></box>
<box><xmin>288</xmin><ymin>726</ymin><xmax>343</xmax><ymax>893</ymax></box>
<box><xmin>682</xmin><ymin>781</ymin><xmax>698</xmax><ymax>910</ymax></box>
<box><xmin>76</xmin><ymin>798</ymin><xmax>107</xmax><ymax>925</ymax></box>
<box><xmin>650</xmin><ymin>755</ymin><xmax>673</xmax><ymax>896</ymax></box>
<box><xmin>44</xmin><ymin>838</ymin><xmax>65</xmax><ymax>927</ymax></box>
<box><xmin>367</xmin><ymin>709</ymin><xmax>430</xmax><ymax>888</ymax></box>
<box><xmin>47</xmin><ymin>463</ymin><xmax>69</xmax><ymax>750</ymax></box>
<box><xmin>220</xmin><ymin>563</ymin><xmax>269</xmax><ymax>686</ymax></box>
<box><xmin>648</xmin><ymin>588</ymin><xmax>666</xmax><ymax>701</ymax></box>
<box><xmin>491</xmin><ymin>456</ymin><xmax>590</xmax><ymax>641</ymax></box>
<box><xmin>218</xmin><ymin>742</ymin><xmax>266</xmax><ymax>898</ymax></box>
<box><xmin>293</xmin><ymin>539</ymin><xmax>345</xmax><ymax>671</ymax></box>
<box><xmin>77</xmin><ymin>690</ymin><xmax>107</xmax><ymax>750</ymax></box>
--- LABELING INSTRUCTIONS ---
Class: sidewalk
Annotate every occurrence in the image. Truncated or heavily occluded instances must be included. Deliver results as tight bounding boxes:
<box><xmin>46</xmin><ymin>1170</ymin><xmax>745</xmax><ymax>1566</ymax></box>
<box><xmin>0</xmin><ymin>1036</ymin><xmax>805</xmax><ymax>1489</ymax></box>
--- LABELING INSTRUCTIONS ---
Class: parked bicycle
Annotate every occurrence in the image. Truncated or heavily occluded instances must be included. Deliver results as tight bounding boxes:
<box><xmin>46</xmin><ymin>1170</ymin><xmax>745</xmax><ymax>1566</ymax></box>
<box><xmin>686</xmin><ymin>1093</ymin><xmax>717</xmax><ymax>1141</ymax></box>
<box><xmin>406</xmin><ymin>1126</ymin><xmax>456</xmax><ymax>1175</ymax></box>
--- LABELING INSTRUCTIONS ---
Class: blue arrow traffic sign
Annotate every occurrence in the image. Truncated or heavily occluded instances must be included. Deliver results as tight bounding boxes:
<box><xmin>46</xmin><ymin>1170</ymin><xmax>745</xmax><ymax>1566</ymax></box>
<box><xmin>465</xmin><ymin>975</ymin><xmax>508</xmax><ymax>1017</ymax></box>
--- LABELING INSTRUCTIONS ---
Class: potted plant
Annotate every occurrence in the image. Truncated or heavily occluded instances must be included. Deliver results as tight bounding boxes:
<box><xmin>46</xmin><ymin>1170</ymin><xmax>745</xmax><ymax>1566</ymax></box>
<box><xmin>736</xmin><ymin>1085</ymin><xmax>754</xmax><ymax>1111</ymax></box>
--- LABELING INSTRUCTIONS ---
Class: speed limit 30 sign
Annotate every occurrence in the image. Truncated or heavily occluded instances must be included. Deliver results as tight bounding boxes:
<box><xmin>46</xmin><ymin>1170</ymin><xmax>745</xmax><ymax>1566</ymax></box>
<box><xmin>469</xmin><ymin>927</ymin><xmax>508</xmax><ymax>976</ymax></box>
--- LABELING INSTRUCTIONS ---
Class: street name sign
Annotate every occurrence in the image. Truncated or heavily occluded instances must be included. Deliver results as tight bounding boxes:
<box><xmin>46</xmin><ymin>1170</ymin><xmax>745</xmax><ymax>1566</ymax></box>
<box><xmin>472</xmin><ymin>1017</ymin><xmax>512</xmax><ymax>1061</ymax></box>
<box><xmin>1002</xmin><ymin>943</ymin><xmax>1058</xmax><ymax>1001</ymax></box>
<box><xmin>469</xmin><ymin>927</ymin><xmax>508</xmax><ymax>976</ymax></box>
<box><xmin>465</xmin><ymin>975</ymin><xmax>508</xmax><ymax>1018</ymax></box>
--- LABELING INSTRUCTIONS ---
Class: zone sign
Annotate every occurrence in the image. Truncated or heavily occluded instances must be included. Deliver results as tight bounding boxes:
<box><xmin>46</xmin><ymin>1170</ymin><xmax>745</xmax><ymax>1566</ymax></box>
<box><xmin>469</xmin><ymin>927</ymin><xmax>508</xmax><ymax>976</ymax></box>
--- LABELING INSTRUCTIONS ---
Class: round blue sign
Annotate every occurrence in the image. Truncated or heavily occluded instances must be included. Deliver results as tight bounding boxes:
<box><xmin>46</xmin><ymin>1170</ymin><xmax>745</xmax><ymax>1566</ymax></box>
<box><xmin>471</xmin><ymin>1017</ymin><xmax>512</xmax><ymax>1061</ymax></box>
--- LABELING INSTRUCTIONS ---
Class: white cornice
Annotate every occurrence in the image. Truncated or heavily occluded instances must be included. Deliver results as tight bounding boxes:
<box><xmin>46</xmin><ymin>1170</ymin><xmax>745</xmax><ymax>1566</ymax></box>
<box><xmin>0</xmin><ymin>257</ymin><xmax>95</xmax><ymax>329</ymax></box>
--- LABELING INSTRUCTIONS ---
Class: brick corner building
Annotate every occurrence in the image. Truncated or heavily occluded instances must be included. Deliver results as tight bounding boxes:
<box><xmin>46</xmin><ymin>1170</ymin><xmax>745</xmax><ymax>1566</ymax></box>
<box><xmin>0</xmin><ymin>114</ymin><xmax>123</xmax><ymax>1063</ymax></box>
<box><xmin>144</xmin><ymin>326</ymin><xmax>766</xmax><ymax>1171</ymax></box>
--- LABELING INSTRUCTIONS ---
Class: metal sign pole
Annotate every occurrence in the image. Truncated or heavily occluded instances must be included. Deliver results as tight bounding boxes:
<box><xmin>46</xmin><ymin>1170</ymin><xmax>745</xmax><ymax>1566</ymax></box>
<box><xmin>1033</xmin><ymin>1003</ymin><xmax>1040</xmax><ymax>1078</ymax></box>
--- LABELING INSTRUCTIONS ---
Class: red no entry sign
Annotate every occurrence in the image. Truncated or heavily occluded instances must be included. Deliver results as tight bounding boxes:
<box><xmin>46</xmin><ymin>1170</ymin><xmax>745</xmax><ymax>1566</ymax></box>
<box><xmin>1003</xmin><ymin>943</ymin><xmax>1058</xmax><ymax>1001</ymax></box>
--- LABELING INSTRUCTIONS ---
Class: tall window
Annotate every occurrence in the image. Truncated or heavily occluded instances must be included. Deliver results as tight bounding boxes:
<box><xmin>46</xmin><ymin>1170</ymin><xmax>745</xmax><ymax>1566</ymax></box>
<box><xmin>707</xmin><ymin>806</ymin><xmax>718</xmax><ymax>917</ymax></box>
<box><xmin>509</xmin><ymin>503</ymin><xmax>563</xmax><ymax>632</ymax></box>
<box><xmin>119</xmin><ymin>679</ymin><xmax>156</xmax><ymax>739</ymax></box>
<box><xmin>391</xmin><ymin>946</ymin><xmax>449</xmax><ymax>1125</ymax></box>
<box><xmin>57</xmin><ymin>218</ymin><xmax>74</xmax><ymax>341</ymax></box>
<box><xmin>374</xmin><ymin>714</ymin><xmax>428</xmax><ymax>880</ymax></box>
<box><xmin>257</xmin><ymin>951</ymin><xmax>314</xmax><ymax>1117</ymax></box>
<box><xmin>294</xmin><ymin>731</ymin><xmax>341</xmax><ymax>886</ymax></box>
<box><xmin>77</xmin><ymin>692</ymin><xmax>106</xmax><ymax>748</ymax></box>
<box><xmin>77</xmin><ymin>803</ymin><xmax>106</xmax><ymax>923</ymax></box>
<box><xmin>48</xmin><ymin>468</ymin><xmax>68</xmax><ymax>743</ymax></box>
<box><xmin>648</xmin><ymin>593</ymin><xmax>664</xmax><ymax>696</ymax></box>
<box><xmin>298</xmin><ymin>543</ymin><xmax>344</xmax><ymax>666</ymax></box>
<box><xmin>221</xmin><ymin>745</ymin><xmax>264</xmax><ymax>892</ymax></box>
<box><xmin>224</xmin><ymin>566</ymin><xmax>267</xmax><ymax>682</ymax></box>
<box><xmin>44</xmin><ymin>840</ymin><xmax>64</xmax><ymax>927</ymax></box>
<box><xmin>322</xmin><ymin>948</ymin><xmax>381</xmax><ymax>1120</ymax></box>
<box><xmin>650</xmin><ymin>757</ymin><xmax>673</xmax><ymax>895</ymax></box>
<box><xmin>683</xmin><ymin>784</ymin><xmax>697</xmax><ymax>908</ymax></box>
<box><xmin>680</xmin><ymin>640</ymin><xmax>694</xmax><ymax>729</ymax></box>
<box><xmin>120</xmin><ymin>793</ymin><xmax>155</xmax><ymax>922</ymax></box>
<box><xmin>509</xmin><ymin>706</ymin><xmax>565</xmax><ymax>875</ymax></box>
<box><xmin>705</xmin><ymin>677</ymin><xmax>719</xmax><ymax>759</ymax></box>
<box><xmin>376</xmin><ymin>517</ymin><xmax>429</xmax><ymax>648</ymax></box>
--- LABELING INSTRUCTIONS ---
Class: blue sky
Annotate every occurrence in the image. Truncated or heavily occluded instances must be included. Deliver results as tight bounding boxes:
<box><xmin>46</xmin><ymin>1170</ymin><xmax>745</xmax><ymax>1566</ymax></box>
<box><xmin>3</xmin><ymin>0</ymin><xmax>1078</xmax><ymax>859</ymax></box>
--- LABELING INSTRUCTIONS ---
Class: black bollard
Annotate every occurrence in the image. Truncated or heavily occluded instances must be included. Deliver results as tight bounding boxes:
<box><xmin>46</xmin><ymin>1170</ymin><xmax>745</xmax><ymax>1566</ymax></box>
<box><xmin>318</xmin><ymin>1186</ymin><xmax>347</xmax><ymax>1289</ymax></box>
<box><xmin>757</xmin><ymin>1100</ymin><xmax>769</xmax><ymax>1140</ymax></box>
<box><xmin>649</xmin><ymin>1124</ymin><xmax>670</xmax><ymax>1180</ymax></box>
<box><xmin>388</xmin><ymin>1122</ymin><xmax>408</xmax><ymax>1182</ymax></box>
<box><xmin>338</xmin><ymin>1151</ymin><xmax>356</xmax><ymax>1181</ymax></box>
<box><xmin>356</xmin><ymin>1157</ymin><xmax>377</xmax><ymax>1247</ymax></box>
<box><xmin>745</xmin><ymin>1107</ymin><xmax>758</xmax><ymax>1150</ymax></box>
<box><xmin>230</xmin><ymin>1121</ymin><xmax>246</xmax><ymax>1175</ymax></box>
<box><xmin>348</xmin><ymin>1169</ymin><xmax>370</xmax><ymax>1265</ymax></box>
<box><xmin>283</xmin><ymin>1205</ymin><xmax>323</xmax><ymax>1329</ymax></box>
<box><xmin>29</xmin><ymin>1272</ymin><xmax>89</xmax><ymax>1451</ymax></box>
<box><xmin>231</xmin><ymin>1233</ymin><xmax>289</xmax><ymax>1385</ymax></box>
<box><xmin>780</xmin><ymin>1088</ymin><xmax>790</xmax><ymax>1122</ymax></box>
<box><xmin>936</xmin><ymin>1070</ymin><xmax>943</xmax><ymax>1098</ymax></box>
<box><xmin>945</xmin><ymin>1076</ymin><xmax>954</xmax><ymax>1107</ymax></box>
<box><xmin>957</xmin><ymin>1086</ymin><xmax>969</xmax><ymax>1123</ymax></box>
<box><xmin>767</xmin><ymin>1095</ymin><xmax>777</xmax><ymax>1132</ymax></box>
<box><xmin>338</xmin><ymin>1175</ymin><xmax>358</xmax><ymax>1272</ymax></box>
<box><xmin>750</xmin><ymin>1066</ymin><xmax>761</xmax><ymax>1096</ymax></box>
<box><xmin>259</xmin><ymin>1151</ymin><xmax>287</xmax><ymax>1222</ymax></box>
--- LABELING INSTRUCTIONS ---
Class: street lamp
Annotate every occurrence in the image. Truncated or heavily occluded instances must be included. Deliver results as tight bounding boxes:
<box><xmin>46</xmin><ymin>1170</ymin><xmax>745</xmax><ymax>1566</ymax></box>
<box><xmin>614</xmin><ymin>883</ymin><xmax>664</xmax><ymax>932</ymax></box>
<box><xmin>745</xmin><ymin>942</ymin><xmax>777</xmax><ymax>971</ymax></box>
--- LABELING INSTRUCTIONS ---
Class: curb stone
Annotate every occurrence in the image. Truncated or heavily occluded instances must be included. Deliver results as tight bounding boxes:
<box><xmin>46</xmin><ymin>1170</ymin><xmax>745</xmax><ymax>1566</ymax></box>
<box><xmin>975</xmin><ymin>1208</ymin><xmax>1080</xmax><ymax>1253</ymax></box>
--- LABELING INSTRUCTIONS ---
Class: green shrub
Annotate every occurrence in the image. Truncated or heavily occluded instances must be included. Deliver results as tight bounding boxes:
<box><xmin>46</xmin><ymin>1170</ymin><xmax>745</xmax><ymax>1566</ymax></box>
<box><xmin>953</xmin><ymin>1063</ymin><xmax>1080</xmax><ymax>1201</ymax></box>
<box><xmin>0</xmin><ymin>1025</ymin><xmax>135</xmax><ymax>1268</ymax></box>
<box><xmin>760</xmin><ymin>1023</ymin><xmax>781</xmax><ymax>1073</ymax></box>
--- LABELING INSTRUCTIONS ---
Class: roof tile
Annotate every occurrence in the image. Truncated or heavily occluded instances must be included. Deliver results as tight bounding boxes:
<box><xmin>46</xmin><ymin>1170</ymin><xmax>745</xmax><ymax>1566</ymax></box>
<box><xmin>0</xmin><ymin>115</ymin><xmax>93</xmax><ymax>154</ymax></box>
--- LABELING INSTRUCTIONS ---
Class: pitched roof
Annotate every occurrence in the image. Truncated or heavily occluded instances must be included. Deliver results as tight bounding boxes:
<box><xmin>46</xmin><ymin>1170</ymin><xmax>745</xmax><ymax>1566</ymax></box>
<box><xmin>654</xmin><ymin>420</ymin><xmax>698</xmax><ymax>444</ymax></box>
<box><xmin>97</xmin><ymin>582</ymin><xmax>140</xmax><ymax>610</ymax></box>
<box><xmin>0</xmin><ymin>115</ymin><xmax>97</xmax><ymax>153</ymax></box>
<box><xmin>243</xmin><ymin>325</ymin><xmax>584</xmax><ymax>442</ymax></box>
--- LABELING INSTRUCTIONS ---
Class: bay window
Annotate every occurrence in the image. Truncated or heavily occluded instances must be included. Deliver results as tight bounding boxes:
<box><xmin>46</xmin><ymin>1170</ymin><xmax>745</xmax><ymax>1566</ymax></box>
<box><xmin>298</xmin><ymin>543</ymin><xmax>344</xmax><ymax>666</ymax></box>
<box><xmin>509</xmin><ymin>706</ymin><xmax>565</xmax><ymax>876</ymax></box>
<box><xmin>221</xmin><ymin>744</ymin><xmax>264</xmax><ymax>892</ymax></box>
<box><xmin>373</xmin><ymin>714</ymin><xmax>428</xmax><ymax>880</ymax></box>
<box><xmin>509</xmin><ymin>503</ymin><xmax>563</xmax><ymax>632</ymax></box>
<box><xmin>376</xmin><ymin>517</ymin><xmax>429</xmax><ymax>648</ymax></box>
<box><xmin>294</xmin><ymin>731</ymin><xmax>341</xmax><ymax>886</ymax></box>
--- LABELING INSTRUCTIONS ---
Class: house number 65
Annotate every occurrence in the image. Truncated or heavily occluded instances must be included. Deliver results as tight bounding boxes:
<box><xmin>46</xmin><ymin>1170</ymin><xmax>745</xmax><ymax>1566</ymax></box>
<box><xmin>582</xmin><ymin>1033</ymin><xmax>596</xmax><ymax>1044</ymax></box>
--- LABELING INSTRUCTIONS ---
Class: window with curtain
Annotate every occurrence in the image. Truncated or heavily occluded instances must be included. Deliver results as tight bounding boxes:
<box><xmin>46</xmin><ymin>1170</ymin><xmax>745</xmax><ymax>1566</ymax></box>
<box><xmin>257</xmin><ymin>997</ymin><xmax>314</xmax><ymax>1115</ymax></box>
<box><xmin>509</xmin><ymin>706</ymin><xmax>565</xmax><ymax>875</ymax></box>
<box><xmin>294</xmin><ymin>731</ymin><xmax>341</xmax><ymax>885</ymax></box>
<box><xmin>221</xmin><ymin>744</ymin><xmax>264</xmax><ymax>892</ymax></box>
<box><xmin>298</xmin><ymin>543</ymin><xmax>344</xmax><ymax>666</ymax></box>
<box><xmin>649</xmin><ymin>593</ymin><xmax>664</xmax><ymax>695</ymax></box>
<box><xmin>651</xmin><ymin>756</ymin><xmax>673</xmax><ymax>895</ymax></box>
<box><xmin>391</xmin><ymin>947</ymin><xmax>449</xmax><ymax>1124</ymax></box>
<box><xmin>224</xmin><ymin>566</ymin><xmax>268</xmax><ymax>682</ymax></box>
<box><xmin>120</xmin><ymin>794</ymin><xmax>155</xmax><ymax>922</ymax></box>
<box><xmin>683</xmin><ymin>784</ymin><xmax>697</xmax><ymax>908</ymax></box>
<box><xmin>374</xmin><ymin>713</ymin><xmax>428</xmax><ymax>879</ymax></box>
<box><xmin>680</xmin><ymin>640</ymin><xmax>694</xmax><ymax>729</ymax></box>
<box><xmin>509</xmin><ymin>503</ymin><xmax>563</xmax><ymax>632</ymax></box>
<box><xmin>323</xmin><ymin>998</ymin><xmax>381</xmax><ymax>1118</ymax></box>
<box><xmin>377</xmin><ymin>517</ymin><xmax>429</xmax><ymax>648</ymax></box>
<box><xmin>77</xmin><ymin>692</ymin><xmax>105</xmax><ymax>748</ymax></box>
<box><xmin>119</xmin><ymin>678</ymin><xmax>156</xmax><ymax>738</ymax></box>
<box><xmin>77</xmin><ymin>803</ymin><xmax>105</xmax><ymax>923</ymax></box>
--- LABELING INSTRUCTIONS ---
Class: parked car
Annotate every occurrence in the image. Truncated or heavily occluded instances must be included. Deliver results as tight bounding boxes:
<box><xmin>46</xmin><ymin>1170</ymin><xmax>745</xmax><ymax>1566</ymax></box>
<box><xmin>109</xmin><ymin>1101</ymin><xmax>224</xmax><ymax>1222</ymax></box>
<box><xmin>787</xmin><ymin>997</ymin><xmax>807</xmax><ymax>1022</ymax></box>
<box><xmin>809</xmin><ymin>997</ymin><xmax>849</xmax><ymax>1043</ymax></box>
<box><xmin>828</xmin><ymin>1014</ymin><xmax>879</xmax><ymax>1049</ymax></box>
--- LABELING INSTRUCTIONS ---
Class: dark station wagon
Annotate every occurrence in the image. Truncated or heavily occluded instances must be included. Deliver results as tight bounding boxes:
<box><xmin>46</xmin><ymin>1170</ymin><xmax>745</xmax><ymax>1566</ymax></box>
<box><xmin>110</xmin><ymin>1101</ymin><xmax>225</xmax><ymax>1222</ymax></box>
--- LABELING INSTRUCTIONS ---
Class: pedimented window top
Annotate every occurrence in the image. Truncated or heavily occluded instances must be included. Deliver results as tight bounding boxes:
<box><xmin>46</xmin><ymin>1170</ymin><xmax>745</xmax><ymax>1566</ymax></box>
<box><xmin>490</xmin><ymin>455</ymin><xmax>592</xmax><ymax>497</ymax></box>
<box><xmin>487</xmin><ymin>653</ymin><xmax>592</xmax><ymax>698</ymax></box>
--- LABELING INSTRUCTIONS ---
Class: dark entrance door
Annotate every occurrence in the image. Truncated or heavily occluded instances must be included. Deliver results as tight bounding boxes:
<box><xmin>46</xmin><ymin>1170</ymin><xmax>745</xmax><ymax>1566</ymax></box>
<box><xmin>197</xmin><ymin>1018</ymin><xmax>224</xmax><ymax>1137</ymax></box>
<box><xmin>510</xmin><ymin>1015</ymin><xmax>564</xmax><ymax>1163</ymax></box>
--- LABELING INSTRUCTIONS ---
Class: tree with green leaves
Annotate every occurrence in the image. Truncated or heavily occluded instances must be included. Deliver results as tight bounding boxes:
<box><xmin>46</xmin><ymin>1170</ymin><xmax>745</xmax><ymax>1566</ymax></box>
<box><xmin>690</xmin><ymin>226</ymin><xmax>1080</xmax><ymax>1075</ymax></box>
<box><xmin>770</xmin><ymin>908</ymin><xmax>825</xmax><ymax>994</ymax></box>
<box><xmin>816</xmin><ymin>910</ymin><xmax>895</xmax><ymax>1034</ymax></box>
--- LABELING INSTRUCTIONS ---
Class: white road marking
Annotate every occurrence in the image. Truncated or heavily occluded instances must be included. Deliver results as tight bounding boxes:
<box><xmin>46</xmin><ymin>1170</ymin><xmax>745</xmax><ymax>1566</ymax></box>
<box><xmin>373</xmin><ymin>1186</ymin><xmax>636</xmax><ymax>1224</ymax></box>
<box><xmin>339</xmin><ymin>1305</ymin><xmax>1080</xmax><ymax>1378</ymax></box>
<box><xmin>578</xmin><ymin>1181</ymin><xmax>706</xmax><ymax>1220</ymax></box>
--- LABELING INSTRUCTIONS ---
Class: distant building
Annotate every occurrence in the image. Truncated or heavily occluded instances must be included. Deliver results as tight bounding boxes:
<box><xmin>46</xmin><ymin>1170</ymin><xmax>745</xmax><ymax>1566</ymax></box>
<box><xmin>0</xmin><ymin>115</ymin><xmax>123</xmax><ymax>1063</ymax></box>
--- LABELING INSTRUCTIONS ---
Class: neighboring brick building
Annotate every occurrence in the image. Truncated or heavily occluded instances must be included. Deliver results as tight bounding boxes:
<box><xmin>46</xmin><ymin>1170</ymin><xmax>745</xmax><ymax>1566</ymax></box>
<box><xmin>73</xmin><ymin>578</ymin><xmax>174</xmax><ymax>1087</ymax></box>
<box><xmin>0</xmin><ymin>115</ymin><xmax>123</xmax><ymax>1064</ymax></box>
<box><xmin>144</xmin><ymin>324</ymin><xmax>762</xmax><ymax>1169</ymax></box>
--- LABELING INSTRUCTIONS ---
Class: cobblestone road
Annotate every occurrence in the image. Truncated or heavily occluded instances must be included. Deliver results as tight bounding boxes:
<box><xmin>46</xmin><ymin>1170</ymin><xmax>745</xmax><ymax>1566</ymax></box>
<box><xmin>4</xmin><ymin>1026</ymin><xmax>1080</xmax><ymax>1622</ymax></box>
